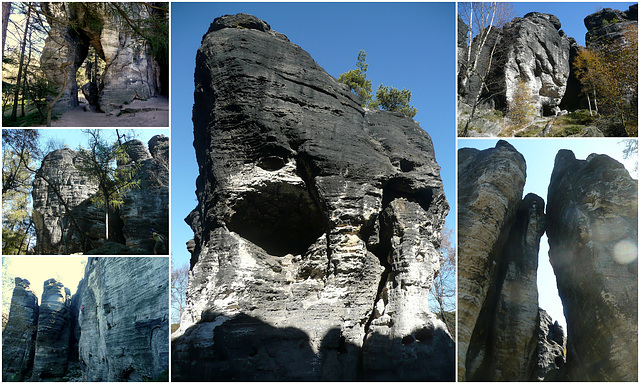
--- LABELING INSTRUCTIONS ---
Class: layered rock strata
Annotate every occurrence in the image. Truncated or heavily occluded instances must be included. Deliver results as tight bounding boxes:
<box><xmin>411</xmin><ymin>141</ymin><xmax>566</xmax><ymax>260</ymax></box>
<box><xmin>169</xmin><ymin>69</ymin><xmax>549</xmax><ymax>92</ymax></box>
<box><xmin>40</xmin><ymin>2</ymin><xmax>166</xmax><ymax>114</ymax></box>
<box><xmin>76</xmin><ymin>257</ymin><xmax>169</xmax><ymax>381</ymax></box>
<box><xmin>31</xmin><ymin>279</ymin><xmax>72</xmax><ymax>380</ymax></box>
<box><xmin>547</xmin><ymin>150</ymin><xmax>638</xmax><ymax>381</ymax></box>
<box><xmin>32</xmin><ymin>136</ymin><xmax>169</xmax><ymax>254</ymax></box>
<box><xmin>458</xmin><ymin>141</ymin><xmax>564</xmax><ymax>381</ymax></box>
<box><xmin>585</xmin><ymin>4</ymin><xmax>638</xmax><ymax>47</ymax></box>
<box><xmin>172</xmin><ymin>13</ymin><xmax>453</xmax><ymax>381</ymax></box>
<box><xmin>1</xmin><ymin>278</ymin><xmax>39</xmax><ymax>382</ymax></box>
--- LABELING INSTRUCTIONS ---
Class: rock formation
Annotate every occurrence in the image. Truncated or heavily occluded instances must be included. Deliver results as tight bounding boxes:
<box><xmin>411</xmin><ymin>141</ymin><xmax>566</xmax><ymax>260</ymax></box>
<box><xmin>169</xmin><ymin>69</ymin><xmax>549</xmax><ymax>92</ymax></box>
<box><xmin>2</xmin><ymin>278</ymin><xmax>39</xmax><ymax>382</ymax></box>
<box><xmin>547</xmin><ymin>150</ymin><xmax>638</xmax><ymax>381</ymax></box>
<box><xmin>1</xmin><ymin>258</ymin><xmax>169</xmax><ymax>381</ymax></box>
<box><xmin>585</xmin><ymin>4</ymin><xmax>638</xmax><ymax>48</ymax></box>
<box><xmin>534</xmin><ymin>308</ymin><xmax>566</xmax><ymax>381</ymax></box>
<box><xmin>40</xmin><ymin>2</ymin><xmax>168</xmax><ymax>114</ymax></box>
<box><xmin>31</xmin><ymin>279</ymin><xmax>72</xmax><ymax>380</ymax></box>
<box><xmin>76</xmin><ymin>257</ymin><xmax>169</xmax><ymax>381</ymax></box>
<box><xmin>32</xmin><ymin>136</ymin><xmax>169</xmax><ymax>254</ymax></box>
<box><xmin>172</xmin><ymin>13</ymin><xmax>453</xmax><ymax>381</ymax></box>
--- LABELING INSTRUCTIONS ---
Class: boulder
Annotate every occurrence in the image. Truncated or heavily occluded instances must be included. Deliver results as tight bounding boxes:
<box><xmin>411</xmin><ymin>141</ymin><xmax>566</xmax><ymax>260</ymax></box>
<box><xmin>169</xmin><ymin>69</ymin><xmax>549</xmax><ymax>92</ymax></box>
<box><xmin>76</xmin><ymin>257</ymin><xmax>169</xmax><ymax>381</ymax></box>
<box><xmin>1</xmin><ymin>278</ymin><xmax>39</xmax><ymax>382</ymax></box>
<box><xmin>31</xmin><ymin>279</ymin><xmax>72</xmax><ymax>380</ymax></box>
<box><xmin>547</xmin><ymin>150</ymin><xmax>638</xmax><ymax>381</ymax></box>
<box><xmin>172</xmin><ymin>13</ymin><xmax>453</xmax><ymax>381</ymax></box>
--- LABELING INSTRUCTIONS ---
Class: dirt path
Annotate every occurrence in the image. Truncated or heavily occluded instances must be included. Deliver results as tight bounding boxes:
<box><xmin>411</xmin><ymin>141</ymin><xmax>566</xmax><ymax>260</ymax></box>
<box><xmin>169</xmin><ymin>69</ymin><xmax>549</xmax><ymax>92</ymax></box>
<box><xmin>46</xmin><ymin>96</ymin><xmax>169</xmax><ymax>127</ymax></box>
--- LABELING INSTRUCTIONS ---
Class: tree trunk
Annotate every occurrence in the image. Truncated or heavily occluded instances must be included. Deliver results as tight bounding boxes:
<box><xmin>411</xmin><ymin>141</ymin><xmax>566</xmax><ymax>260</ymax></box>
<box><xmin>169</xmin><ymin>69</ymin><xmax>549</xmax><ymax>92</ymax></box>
<box><xmin>10</xmin><ymin>3</ymin><xmax>31</xmax><ymax>122</ymax></box>
<box><xmin>2</xmin><ymin>2</ymin><xmax>10</xmax><ymax>60</ymax></box>
<box><xmin>20</xmin><ymin>25</ymin><xmax>33</xmax><ymax>118</ymax></box>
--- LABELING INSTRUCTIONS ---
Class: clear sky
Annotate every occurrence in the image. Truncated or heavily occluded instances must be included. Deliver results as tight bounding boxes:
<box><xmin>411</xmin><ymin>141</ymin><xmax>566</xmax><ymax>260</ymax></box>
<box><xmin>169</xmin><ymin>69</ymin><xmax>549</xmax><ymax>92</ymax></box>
<box><xmin>509</xmin><ymin>2</ymin><xmax>636</xmax><ymax>46</ymax></box>
<box><xmin>457</xmin><ymin>137</ymin><xmax>638</xmax><ymax>331</ymax></box>
<box><xmin>2</xmin><ymin>257</ymin><xmax>86</xmax><ymax>313</ymax></box>
<box><xmin>170</xmin><ymin>3</ymin><xmax>456</xmax><ymax>268</ymax></box>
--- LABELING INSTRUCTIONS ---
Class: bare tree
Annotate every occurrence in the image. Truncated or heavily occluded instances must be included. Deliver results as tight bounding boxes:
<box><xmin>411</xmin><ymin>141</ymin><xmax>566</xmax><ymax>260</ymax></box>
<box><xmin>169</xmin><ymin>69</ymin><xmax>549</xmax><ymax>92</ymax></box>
<box><xmin>171</xmin><ymin>260</ymin><xmax>189</xmax><ymax>326</ymax></box>
<box><xmin>2</xmin><ymin>2</ymin><xmax>11</xmax><ymax>59</ymax></box>
<box><xmin>430</xmin><ymin>226</ymin><xmax>456</xmax><ymax>335</ymax></box>
<box><xmin>458</xmin><ymin>2</ymin><xmax>514</xmax><ymax>136</ymax></box>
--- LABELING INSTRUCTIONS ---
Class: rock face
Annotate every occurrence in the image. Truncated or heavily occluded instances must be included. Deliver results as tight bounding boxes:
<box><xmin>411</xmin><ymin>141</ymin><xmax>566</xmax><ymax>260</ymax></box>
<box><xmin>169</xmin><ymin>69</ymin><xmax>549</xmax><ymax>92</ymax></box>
<box><xmin>2</xmin><ymin>278</ymin><xmax>39</xmax><ymax>382</ymax></box>
<box><xmin>76</xmin><ymin>257</ymin><xmax>169</xmax><ymax>381</ymax></box>
<box><xmin>534</xmin><ymin>308</ymin><xmax>566</xmax><ymax>381</ymax></box>
<box><xmin>32</xmin><ymin>136</ymin><xmax>169</xmax><ymax>254</ymax></box>
<box><xmin>547</xmin><ymin>150</ymin><xmax>638</xmax><ymax>381</ymax></box>
<box><xmin>459</xmin><ymin>13</ymin><xmax>571</xmax><ymax>116</ymax></box>
<box><xmin>40</xmin><ymin>2</ymin><xmax>167</xmax><ymax>114</ymax></box>
<box><xmin>172</xmin><ymin>13</ymin><xmax>453</xmax><ymax>381</ymax></box>
<box><xmin>585</xmin><ymin>4</ymin><xmax>638</xmax><ymax>47</ymax></box>
<box><xmin>31</xmin><ymin>279</ymin><xmax>72</xmax><ymax>380</ymax></box>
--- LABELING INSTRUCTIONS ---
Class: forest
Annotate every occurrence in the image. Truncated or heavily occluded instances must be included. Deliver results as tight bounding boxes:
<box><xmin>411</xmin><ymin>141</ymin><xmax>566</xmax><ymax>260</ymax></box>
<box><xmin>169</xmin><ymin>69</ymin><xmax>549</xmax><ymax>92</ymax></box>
<box><xmin>2</xmin><ymin>129</ymin><xmax>169</xmax><ymax>255</ymax></box>
<box><xmin>2</xmin><ymin>2</ymin><xmax>168</xmax><ymax>127</ymax></box>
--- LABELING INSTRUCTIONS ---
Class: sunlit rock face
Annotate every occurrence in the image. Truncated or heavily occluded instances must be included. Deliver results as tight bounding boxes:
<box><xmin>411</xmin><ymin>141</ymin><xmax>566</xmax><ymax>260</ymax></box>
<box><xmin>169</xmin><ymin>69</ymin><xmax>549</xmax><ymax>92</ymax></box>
<box><xmin>31</xmin><ymin>279</ymin><xmax>72</xmax><ymax>380</ymax></box>
<box><xmin>585</xmin><ymin>4</ymin><xmax>638</xmax><ymax>48</ymax></box>
<box><xmin>547</xmin><ymin>150</ymin><xmax>638</xmax><ymax>381</ymax></box>
<box><xmin>76</xmin><ymin>257</ymin><xmax>169</xmax><ymax>381</ymax></box>
<box><xmin>458</xmin><ymin>141</ymin><xmax>556</xmax><ymax>381</ymax></box>
<box><xmin>1</xmin><ymin>278</ymin><xmax>39</xmax><ymax>382</ymax></box>
<box><xmin>40</xmin><ymin>2</ymin><xmax>164</xmax><ymax>114</ymax></box>
<box><xmin>172</xmin><ymin>13</ymin><xmax>453</xmax><ymax>381</ymax></box>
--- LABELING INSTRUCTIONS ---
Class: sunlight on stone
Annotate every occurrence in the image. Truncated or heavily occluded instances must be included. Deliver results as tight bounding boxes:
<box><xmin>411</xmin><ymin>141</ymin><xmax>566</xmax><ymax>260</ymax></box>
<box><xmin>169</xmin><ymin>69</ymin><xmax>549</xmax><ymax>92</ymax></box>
<box><xmin>612</xmin><ymin>239</ymin><xmax>638</xmax><ymax>265</ymax></box>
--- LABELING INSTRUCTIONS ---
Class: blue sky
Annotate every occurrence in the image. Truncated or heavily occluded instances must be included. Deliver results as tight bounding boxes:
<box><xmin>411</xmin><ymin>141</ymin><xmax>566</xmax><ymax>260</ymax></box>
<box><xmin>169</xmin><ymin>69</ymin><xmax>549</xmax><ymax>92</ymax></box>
<box><xmin>457</xmin><ymin>137</ymin><xmax>637</xmax><ymax>331</ymax></box>
<box><xmin>509</xmin><ymin>2</ymin><xmax>636</xmax><ymax>46</ymax></box>
<box><xmin>36</xmin><ymin>128</ymin><xmax>169</xmax><ymax>155</ymax></box>
<box><xmin>170</xmin><ymin>2</ymin><xmax>456</xmax><ymax>269</ymax></box>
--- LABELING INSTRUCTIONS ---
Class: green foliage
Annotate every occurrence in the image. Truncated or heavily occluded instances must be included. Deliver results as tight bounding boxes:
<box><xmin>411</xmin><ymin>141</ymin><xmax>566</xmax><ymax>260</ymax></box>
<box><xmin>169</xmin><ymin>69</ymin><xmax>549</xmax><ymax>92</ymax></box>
<box><xmin>371</xmin><ymin>85</ymin><xmax>418</xmax><ymax>117</ymax></box>
<box><xmin>338</xmin><ymin>50</ymin><xmax>418</xmax><ymax>117</ymax></box>
<box><xmin>338</xmin><ymin>50</ymin><xmax>372</xmax><ymax>107</ymax></box>
<box><xmin>507</xmin><ymin>79</ymin><xmax>537</xmax><ymax>127</ymax></box>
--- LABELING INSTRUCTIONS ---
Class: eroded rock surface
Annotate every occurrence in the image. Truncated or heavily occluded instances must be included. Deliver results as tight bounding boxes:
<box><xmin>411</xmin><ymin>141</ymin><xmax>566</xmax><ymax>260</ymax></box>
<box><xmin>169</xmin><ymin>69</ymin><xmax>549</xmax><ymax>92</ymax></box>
<box><xmin>32</xmin><ymin>137</ymin><xmax>169</xmax><ymax>254</ymax></box>
<box><xmin>76</xmin><ymin>257</ymin><xmax>169</xmax><ymax>381</ymax></box>
<box><xmin>585</xmin><ymin>4</ymin><xmax>638</xmax><ymax>47</ymax></box>
<box><xmin>2</xmin><ymin>278</ymin><xmax>39</xmax><ymax>382</ymax></box>
<box><xmin>40</xmin><ymin>2</ymin><xmax>166</xmax><ymax>114</ymax></box>
<box><xmin>172</xmin><ymin>13</ymin><xmax>453</xmax><ymax>381</ymax></box>
<box><xmin>31</xmin><ymin>279</ymin><xmax>72</xmax><ymax>380</ymax></box>
<box><xmin>547</xmin><ymin>150</ymin><xmax>638</xmax><ymax>381</ymax></box>
<box><xmin>534</xmin><ymin>308</ymin><xmax>566</xmax><ymax>381</ymax></box>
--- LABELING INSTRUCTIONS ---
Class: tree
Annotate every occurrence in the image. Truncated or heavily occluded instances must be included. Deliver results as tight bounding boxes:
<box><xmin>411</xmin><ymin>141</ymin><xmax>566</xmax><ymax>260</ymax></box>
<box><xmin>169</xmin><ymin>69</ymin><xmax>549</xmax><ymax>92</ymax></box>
<box><xmin>74</xmin><ymin>130</ymin><xmax>140</xmax><ymax>242</ymax></box>
<box><xmin>574</xmin><ymin>25</ymin><xmax>638</xmax><ymax>135</ymax></box>
<box><xmin>621</xmin><ymin>138</ymin><xmax>638</xmax><ymax>173</ymax></box>
<box><xmin>430</xmin><ymin>226</ymin><xmax>456</xmax><ymax>336</ymax></box>
<box><xmin>2</xmin><ymin>2</ymin><xmax>11</xmax><ymax>59</ymax></box>
<box><xmin>370</xmin><ymin>85</ymin><xmax>418</xmax><ymax>117</ymax></box>
<box><xmin>9</xmin><ymin>1</ymin><xmax>31</xmax><ymax>122</ymax></box>
<box><xmin>338</xmin><ymin>50</ymin><xmax>373</xmax><ymax>107</ymax></box>
<box><xmin>507</xmin><ymin>78</ymin><xmax>536</xmax><ymax>128</ymax></box>
<box><xmin>171</xmin><ymin>261</ymin><xmax>189</xmax><ymax>325</ymax></box>
<box><xmin>458</xmin><ymin>2</ymin><xmax>514</xmax><ymax>136</ymax></box>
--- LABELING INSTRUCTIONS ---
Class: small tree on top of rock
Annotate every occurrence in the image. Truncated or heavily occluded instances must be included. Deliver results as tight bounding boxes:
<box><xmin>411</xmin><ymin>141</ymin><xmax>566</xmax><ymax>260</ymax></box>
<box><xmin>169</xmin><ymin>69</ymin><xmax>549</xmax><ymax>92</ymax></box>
<box><xmin>338</xmin><ymin>50</ymin><xmax>418</xmax><ymax>117</ymax></box>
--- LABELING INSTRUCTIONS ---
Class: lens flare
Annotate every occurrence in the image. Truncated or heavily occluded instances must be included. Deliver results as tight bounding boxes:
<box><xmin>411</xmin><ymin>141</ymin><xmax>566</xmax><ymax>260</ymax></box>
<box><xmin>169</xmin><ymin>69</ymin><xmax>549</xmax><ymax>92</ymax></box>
<box><xmin>612</xmin><ymin>240</ymin><xmax>638</xmax><ymax>265</ymax></box>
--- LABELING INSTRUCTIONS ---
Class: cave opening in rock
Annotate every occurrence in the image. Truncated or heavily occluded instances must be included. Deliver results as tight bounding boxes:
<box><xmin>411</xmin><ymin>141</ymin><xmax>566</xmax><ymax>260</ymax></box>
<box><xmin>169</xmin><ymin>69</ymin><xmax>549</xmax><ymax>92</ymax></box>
<box><xmin>227</xmin><ymin>181</ymin><xmax>327</xmax><ymax>256</ymax></box>
<box><xmin>75</xmin><ymin>45</ymin><xmax>106</xmax><ymax>109</ymax></box>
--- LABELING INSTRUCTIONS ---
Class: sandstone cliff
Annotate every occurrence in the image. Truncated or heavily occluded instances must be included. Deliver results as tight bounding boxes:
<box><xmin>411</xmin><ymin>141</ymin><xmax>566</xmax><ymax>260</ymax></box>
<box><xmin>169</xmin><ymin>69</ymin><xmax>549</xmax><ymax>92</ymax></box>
<box><xmin>547</xmin><ymin>150</ymin><xmax>638</xmax><ymax>381</ymax></box>
<box><xmin>32</xmin><ymin>136</ymin><xmax>169</xmax><ymax>254</ymax></box>
<box><xmin>40</xmin><ymin>2</ymin><xmax>167</xmax><ymax>114</ymax></box>
<box><xmin>585</xmin><ymin>4</ymin><xmax>638</xmax><ymax>48</ymax></box>
<box><xmin>76</xmin><ymin>257</ymin><xmax>169</xmax><ymax>381</ymax></box>
<box><xmin>172</xmin><ymin>13</ymin><xmax>453</xmax><ymax>381</ymax></box>
<box><xmin>1</xmin><ymin>278</ymin><xmax>39</xmax><ymax>382</ymax></box>
<box><xmin>1</xmin><ymin>258</ymin><xmax>169</xmax><ymax>381</ymax></box>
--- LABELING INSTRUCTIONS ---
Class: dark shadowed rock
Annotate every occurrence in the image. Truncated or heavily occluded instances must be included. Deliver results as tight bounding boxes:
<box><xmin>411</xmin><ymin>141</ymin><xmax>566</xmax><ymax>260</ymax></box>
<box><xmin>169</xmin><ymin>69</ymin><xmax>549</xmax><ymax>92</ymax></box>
<box><xmin>172</xmin><ymin>13</ymin><xmax>452</xmax><ymax>381</ymax></box>
<box><xmin>534</xmin><ymin>308</ymin><xmax>566</xmax><ymax>381</ymax></box>
<box><xmin>31</xmin><ymin>279</ymin><xmax>71</xmax><ymax>380</ymax></box>
<box><xmin>547</xmin><ymin>150</ymin><xmax>638</xmax><ymax>381</ymax></box>
<box><xmin>76</xmin><ymin>257</ymin><xmax>169</xmax><ymax>381</ymax></box>
<box><xmin>585</xmin><ymin>4</ymin><xmax>638</xmax><ymax>48</ymax></box>
<box><xmin>2</xmin><ymin>278</ymin><xmax>39</xmax><ymax>382</ymax></box>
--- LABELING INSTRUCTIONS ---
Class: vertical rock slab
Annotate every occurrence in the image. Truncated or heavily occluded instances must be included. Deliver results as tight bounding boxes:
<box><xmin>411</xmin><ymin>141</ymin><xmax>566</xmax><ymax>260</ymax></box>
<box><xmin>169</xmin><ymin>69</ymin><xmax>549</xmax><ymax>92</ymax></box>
<box><xmin>32</xmin><ymin>148</ymin><xmax>101</xmax><ymax>254</ymax></box>
<box><xmin>457</xmin><ymin>140</ymin><xmax>526</xmax><ymax>380</ymax></box>
<box><xmin>118</xmin><ymin>136</ymin><xmax>170</xmax><ymax>253</ymax></box>
<box><xmin>534</xmin><ymin>308</ymin><xmax>566</xmax><ymax>381</ymax></box>
<box><xmin>547</xmin><ymin>150</ymin><xmax>638</xmax><ymax>381</ymax></box>
<box><xmin>31</xmin><ymin>279</ymin><xmax>71</xmax><ymax>380</ymax></box>
<box><xmin>77</xmin><ymin>257</ymin><xmax>169</xmax><ymax>381</ymax></box>
<box><xmin>1</xmin><ymin>278</ymin><xmax>39</xmax><ymax>382</ymax></box>
<box><xmin>172</xmin><ymin>13</ymin><xmax>452</xmax><ymax>381</ymax></box>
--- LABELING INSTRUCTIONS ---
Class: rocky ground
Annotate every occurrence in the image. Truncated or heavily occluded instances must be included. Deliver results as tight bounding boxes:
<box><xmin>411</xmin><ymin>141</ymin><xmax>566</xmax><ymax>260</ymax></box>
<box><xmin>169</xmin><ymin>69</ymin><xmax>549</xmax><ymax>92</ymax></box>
<box><xmin>45</xmin><ymin>96</ymin><xmax>168</xmax><ymax>127</ymax></box>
